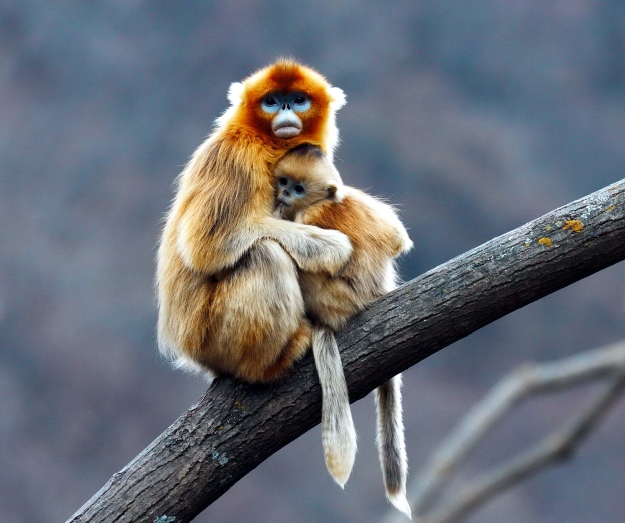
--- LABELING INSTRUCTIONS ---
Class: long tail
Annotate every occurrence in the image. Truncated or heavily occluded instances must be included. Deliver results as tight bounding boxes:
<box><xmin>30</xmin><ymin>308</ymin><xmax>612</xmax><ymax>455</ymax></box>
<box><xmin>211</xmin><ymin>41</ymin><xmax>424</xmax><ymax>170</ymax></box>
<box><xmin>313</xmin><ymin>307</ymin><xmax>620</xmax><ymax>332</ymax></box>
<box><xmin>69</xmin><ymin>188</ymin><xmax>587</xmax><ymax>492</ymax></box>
<box><xmin>375</xmin><ymin>374</ymin><xmax>411</xmax><ymax>519</ymax></box>
<box><xmin>312</xmin><ymin>326</ymin><xmax>357</xmax><ymax>488</ymax></box>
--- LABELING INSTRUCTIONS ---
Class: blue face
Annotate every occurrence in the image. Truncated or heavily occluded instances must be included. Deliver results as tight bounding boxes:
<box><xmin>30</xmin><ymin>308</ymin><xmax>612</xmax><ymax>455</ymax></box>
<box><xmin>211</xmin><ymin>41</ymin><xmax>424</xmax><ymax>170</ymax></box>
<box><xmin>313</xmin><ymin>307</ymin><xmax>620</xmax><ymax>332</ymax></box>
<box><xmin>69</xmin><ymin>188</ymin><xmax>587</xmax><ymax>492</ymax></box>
<box><xmin>277</xmin><ymin>176</ymin><xmax>306</xmax><ymax>205</ymax></box>
<box><xmin>261</xmin><ymin>93</ymin><xmax>311</xmax><ymax>114</ymax></box>
<box><xmin>262</xmin><ymin>92</ymin><xmax>311</xmax><ymax>139</ymax></box>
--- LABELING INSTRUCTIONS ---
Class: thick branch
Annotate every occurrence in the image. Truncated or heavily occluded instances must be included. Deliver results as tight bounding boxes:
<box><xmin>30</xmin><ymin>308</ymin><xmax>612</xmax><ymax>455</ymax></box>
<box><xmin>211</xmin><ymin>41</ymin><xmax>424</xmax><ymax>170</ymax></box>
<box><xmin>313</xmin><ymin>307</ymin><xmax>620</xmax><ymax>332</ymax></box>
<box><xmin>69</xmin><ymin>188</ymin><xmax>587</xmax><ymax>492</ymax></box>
<box><xmin>68</xmin><ymin>180</ymin><xmax>625</xmax><ymax>523</ymax></box>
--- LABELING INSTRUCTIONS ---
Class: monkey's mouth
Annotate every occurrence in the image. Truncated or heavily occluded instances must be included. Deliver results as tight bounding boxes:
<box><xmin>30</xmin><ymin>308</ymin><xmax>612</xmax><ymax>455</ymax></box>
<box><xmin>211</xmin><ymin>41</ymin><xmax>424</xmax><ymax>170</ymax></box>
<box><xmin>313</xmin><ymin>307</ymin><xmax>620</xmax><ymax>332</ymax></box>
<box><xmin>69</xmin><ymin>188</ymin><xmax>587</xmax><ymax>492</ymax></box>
<box><xmin>273</xmin><ymin>123</ymin><xmax>302</xmax><ymax>139</ymax></box>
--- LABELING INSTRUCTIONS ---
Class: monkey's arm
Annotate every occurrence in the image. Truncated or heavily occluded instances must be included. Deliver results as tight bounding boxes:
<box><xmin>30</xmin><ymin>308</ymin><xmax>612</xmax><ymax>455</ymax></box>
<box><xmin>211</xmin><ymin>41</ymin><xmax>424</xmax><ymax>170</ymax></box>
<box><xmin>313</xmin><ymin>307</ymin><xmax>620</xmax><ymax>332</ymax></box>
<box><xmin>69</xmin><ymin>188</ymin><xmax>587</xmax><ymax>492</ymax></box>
<box><xmin>173</xmin><ymin>200</ymin><xmax>351</xmax><ymax>277</ymax></box>
<box><xmin>256</xmin><ymin>216</ymin><xmax>352</xmax><ymax>276</ymax></box>
<box><xmin>171</xmin><ymin>141</ymin><xmax>352</xmax><ymax>276</ymax></box>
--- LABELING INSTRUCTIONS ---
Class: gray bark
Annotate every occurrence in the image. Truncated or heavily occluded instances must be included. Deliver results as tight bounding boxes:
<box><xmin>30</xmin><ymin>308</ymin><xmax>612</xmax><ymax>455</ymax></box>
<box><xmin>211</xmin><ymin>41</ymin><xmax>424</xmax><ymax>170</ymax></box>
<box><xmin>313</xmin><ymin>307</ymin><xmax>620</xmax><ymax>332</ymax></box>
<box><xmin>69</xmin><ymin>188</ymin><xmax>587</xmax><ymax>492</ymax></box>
<box><xmin>68</xmin><ymin>179</ymin><xmax>625</xmax><ymax>523</ymax></box>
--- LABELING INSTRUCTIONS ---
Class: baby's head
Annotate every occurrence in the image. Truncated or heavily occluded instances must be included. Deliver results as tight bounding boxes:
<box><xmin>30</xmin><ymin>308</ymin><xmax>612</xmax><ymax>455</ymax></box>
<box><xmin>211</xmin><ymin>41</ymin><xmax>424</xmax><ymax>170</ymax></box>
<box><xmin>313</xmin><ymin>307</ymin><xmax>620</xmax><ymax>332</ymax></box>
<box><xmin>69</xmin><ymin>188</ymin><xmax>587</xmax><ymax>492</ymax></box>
<box><xmin>274</xmin><ymin>144</ymin><xmax>343</xmax><ymax>221</ymax></box>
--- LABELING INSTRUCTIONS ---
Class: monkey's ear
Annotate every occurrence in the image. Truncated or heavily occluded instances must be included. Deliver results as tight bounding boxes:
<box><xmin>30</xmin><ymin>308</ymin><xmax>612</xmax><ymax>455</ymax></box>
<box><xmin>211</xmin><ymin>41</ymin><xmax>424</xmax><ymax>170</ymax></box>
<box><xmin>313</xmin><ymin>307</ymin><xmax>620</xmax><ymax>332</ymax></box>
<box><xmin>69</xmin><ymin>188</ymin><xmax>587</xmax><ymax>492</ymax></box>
<box><xmin>328</xmin><ymin>182</ymin><xmax>344</xmax><ymax>202</ymax></box>
<box><xmin>329</xmin><ymin>87</ymin><xmax>346</xmax><ymax>110</ymax></box>
<box><xmin>227</xmin><ymin>82</ymin><xmax>245</xmax><ymax>106</ymax></box>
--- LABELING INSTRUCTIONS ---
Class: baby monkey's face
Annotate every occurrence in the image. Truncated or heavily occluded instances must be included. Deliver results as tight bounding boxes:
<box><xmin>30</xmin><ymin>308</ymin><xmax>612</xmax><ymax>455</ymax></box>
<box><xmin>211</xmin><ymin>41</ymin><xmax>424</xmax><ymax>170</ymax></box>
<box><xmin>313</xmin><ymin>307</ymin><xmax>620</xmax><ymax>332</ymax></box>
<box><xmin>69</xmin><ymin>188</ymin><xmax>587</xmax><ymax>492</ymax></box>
<box><xmin>276</xmin><ymin>175</ymin><xmax>333</xmax><ymax>210</ymax></box>
<box><xmin>273</xmin><ymin>144</ymin><xmax>343</xmax><ymax>221</ymax></box>
<box><xmin>275</xmin><ymin>171</ymin><xmax>338</xmax><ymax>221</ymax></box>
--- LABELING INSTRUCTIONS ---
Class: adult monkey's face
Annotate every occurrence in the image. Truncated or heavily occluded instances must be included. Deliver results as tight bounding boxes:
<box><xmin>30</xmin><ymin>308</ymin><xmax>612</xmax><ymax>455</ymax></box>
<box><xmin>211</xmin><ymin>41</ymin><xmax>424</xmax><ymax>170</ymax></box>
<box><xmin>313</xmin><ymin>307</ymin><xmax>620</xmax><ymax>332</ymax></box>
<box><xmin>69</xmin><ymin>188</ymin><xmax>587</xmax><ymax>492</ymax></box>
<box><xmin>261</xmin><ymin>92</ymin><xmax>311</xmax><ymax>138</ymax></box>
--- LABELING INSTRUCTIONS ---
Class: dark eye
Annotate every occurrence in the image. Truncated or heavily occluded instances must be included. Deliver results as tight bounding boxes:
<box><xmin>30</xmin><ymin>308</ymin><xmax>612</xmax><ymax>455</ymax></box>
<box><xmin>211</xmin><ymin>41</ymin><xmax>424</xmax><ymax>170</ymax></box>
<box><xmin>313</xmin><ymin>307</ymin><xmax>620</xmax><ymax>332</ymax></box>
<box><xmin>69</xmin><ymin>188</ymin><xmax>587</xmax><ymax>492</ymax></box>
<box><xmin>293</xmin><ymin>96</ymin><xmax>307</xmax><ymax>105</ymax></box>
<box><xmin>294</xmin><ymin>184</ymin><xmax>305</xmax><ymax>194</ymax></box>
<box><xmin>279</xmin><ymin>177</ymin><xmax>288</xmax><ymax>186</ymax></box>
<box><xmin>265</xmin><ymin>97</ymin><xmax>278</xmax><ymax>106</ymax></box>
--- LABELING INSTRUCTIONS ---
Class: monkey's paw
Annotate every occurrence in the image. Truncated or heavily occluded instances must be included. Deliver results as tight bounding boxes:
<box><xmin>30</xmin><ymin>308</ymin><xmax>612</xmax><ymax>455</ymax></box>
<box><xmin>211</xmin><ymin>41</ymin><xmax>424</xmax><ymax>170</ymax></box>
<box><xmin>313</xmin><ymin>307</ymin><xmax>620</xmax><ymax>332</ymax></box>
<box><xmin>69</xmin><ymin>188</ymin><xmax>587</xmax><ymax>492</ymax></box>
<box><xmin>310</xmin><ymin>228</ymin><xmax>353</xmax><ymax>276</ymax></box>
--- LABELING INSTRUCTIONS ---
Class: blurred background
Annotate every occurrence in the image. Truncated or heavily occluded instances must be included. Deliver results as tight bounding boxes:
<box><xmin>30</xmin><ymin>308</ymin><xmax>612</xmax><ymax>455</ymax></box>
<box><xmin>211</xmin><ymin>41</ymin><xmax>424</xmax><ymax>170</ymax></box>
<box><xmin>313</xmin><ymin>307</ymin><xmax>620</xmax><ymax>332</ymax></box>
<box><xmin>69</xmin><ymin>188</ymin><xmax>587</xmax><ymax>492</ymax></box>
<box><xmin>1</xmin><ymin>1</ymin><xmax>625</xmax><ymax>522</ymax></box>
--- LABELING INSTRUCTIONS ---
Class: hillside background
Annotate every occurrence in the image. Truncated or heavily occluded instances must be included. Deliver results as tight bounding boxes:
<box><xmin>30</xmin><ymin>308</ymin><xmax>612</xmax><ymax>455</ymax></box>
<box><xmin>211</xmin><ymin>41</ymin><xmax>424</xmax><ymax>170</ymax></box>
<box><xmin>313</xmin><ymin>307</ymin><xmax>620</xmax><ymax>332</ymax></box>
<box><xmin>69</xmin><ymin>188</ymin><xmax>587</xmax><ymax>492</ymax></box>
<box><xmin>2</xmin><ymin>2</ymin><xmax>625</xmax><ymax>522</ymax></box>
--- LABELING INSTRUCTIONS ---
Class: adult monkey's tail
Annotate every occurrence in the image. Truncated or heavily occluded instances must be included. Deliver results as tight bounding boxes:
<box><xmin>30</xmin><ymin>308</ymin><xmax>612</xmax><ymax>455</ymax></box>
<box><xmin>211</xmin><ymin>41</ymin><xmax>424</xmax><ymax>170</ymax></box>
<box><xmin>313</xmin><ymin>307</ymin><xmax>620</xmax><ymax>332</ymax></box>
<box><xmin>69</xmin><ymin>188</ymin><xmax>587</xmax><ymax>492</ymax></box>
<box><xmin>312</xmin><ymin>327</ymin><xmax>411</xmax><ymax>519</ymax></box>
<box><xmin>312</xmin><ymin>326</ymin><xmax>357</xmax><ymax>488</ymax></box>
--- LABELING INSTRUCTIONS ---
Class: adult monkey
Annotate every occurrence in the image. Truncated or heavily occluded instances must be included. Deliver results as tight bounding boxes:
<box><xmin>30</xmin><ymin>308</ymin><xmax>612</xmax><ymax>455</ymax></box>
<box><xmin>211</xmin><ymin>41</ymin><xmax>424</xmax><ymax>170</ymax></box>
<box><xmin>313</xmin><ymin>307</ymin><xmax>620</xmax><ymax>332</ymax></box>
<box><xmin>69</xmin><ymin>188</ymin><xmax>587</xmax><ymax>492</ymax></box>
<box><xmin>156</xmin><ymin>59</ymin><xmax>409</xmax><ymax>517</ymax></box>
<box><xmin>157</xmin><ymin>58</ymin><xmax>351</xmax><ymax>382</ymax></box>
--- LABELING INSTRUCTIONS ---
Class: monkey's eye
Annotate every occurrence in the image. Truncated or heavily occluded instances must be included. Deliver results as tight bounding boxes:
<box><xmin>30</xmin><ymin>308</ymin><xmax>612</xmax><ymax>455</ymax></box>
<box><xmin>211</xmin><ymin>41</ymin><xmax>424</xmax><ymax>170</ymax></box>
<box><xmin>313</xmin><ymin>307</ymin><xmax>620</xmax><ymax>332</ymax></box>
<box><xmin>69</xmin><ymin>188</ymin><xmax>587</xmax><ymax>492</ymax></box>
<box><xmin>262</xmin><ymin>95</ymin><xmax>282</xmax><ymax>114</ymax></box>
<box><xmin>278</xmin><ymin>177</ymin><xmax>288</xmax><ymax>186</ymax></box>
<box><xmin>294</xmin><ymin>184</ymin><xmax>305</xmax><ymax>195</ymax></box>
<box><xmin>292</xmin><ymin>95</ymin><xmax>311</xmax><ymax>112</ymax></box>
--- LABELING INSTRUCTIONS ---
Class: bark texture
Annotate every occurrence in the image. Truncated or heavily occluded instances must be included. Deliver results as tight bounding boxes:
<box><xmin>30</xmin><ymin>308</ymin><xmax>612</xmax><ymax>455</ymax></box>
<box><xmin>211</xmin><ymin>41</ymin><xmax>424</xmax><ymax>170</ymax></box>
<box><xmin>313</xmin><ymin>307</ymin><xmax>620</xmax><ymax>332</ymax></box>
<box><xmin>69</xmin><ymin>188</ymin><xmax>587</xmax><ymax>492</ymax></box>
<box><xmin>68</xmin><ymin>179</ymin><xmax>625</xmax><ymax>523</ymax></box>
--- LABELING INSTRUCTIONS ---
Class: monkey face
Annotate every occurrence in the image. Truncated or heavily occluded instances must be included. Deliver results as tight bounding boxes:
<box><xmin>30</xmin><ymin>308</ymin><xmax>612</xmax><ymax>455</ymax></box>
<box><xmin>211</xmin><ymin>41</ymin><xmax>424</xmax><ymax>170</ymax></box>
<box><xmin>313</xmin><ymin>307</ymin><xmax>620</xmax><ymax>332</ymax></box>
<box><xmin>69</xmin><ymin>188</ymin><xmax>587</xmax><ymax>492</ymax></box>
<box><xmin>224</xmin><ymin>59</ymin><xmax>345</xmax><ymax>145</ymax></box>
<box><xmin>275</xmin><ymin>174</ymin><xmax>338</xmax><ymax>223</ymax></box>
<box><xmin>276</xmin><ymin>176</ymin><xmax>308</xmax><ymax>208</ymax></box>
<box><xmin>261</xmin><ymin>92</ymin><xmax>311</xmax><ymax>139</ymax></box>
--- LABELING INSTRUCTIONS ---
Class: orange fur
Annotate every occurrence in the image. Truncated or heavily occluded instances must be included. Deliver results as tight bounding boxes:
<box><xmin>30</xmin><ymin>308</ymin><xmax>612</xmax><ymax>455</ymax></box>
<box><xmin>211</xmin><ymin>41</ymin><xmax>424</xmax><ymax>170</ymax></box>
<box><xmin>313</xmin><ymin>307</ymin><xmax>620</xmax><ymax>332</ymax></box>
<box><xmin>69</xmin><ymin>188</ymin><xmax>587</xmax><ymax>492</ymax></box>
<box><xmin>273</xmin><ymin>147</ymin><xmax>413</xmax><ymax>517</ymax></box>
<box><xmin>156</xmin><ymin>59</ymin><xmax>350</xmax><ymax>383</ymax></box>
<box><xmin>274</xmin><ymin>148</ymin><xmax>413</xmax><ymax>329</ymax></box>
<box><xmin>299</xmin><ymin>189</ymin><xmax>413</xmax><ymax>328</ymax></box>
<box><xmin>230</xmin><ymin>63</ymin><xmax>336</xmax><ymax>149</ymax></box>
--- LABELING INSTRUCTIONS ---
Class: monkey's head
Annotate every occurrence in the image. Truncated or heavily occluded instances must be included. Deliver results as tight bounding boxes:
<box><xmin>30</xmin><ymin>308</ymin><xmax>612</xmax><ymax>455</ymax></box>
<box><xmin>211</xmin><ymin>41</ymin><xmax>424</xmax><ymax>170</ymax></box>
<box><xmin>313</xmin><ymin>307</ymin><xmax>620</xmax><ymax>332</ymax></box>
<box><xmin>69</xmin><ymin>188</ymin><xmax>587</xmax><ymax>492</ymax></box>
<box><xmin>217</xmin><ymin>59</ymin><xmax>346</xmax><ymax>155</ymax></box>
<box><xmin>273</xmin><ymin>144</ymin><xmax>343</xmax><ymax>221</ymax></box>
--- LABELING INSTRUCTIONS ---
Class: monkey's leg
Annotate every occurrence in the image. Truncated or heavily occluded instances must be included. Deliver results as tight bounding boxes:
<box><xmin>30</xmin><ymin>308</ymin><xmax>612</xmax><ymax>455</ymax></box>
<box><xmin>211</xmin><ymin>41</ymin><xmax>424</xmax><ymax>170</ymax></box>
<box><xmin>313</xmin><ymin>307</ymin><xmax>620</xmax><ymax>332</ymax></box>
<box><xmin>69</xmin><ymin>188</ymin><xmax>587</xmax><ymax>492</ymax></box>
<box><xmin>312</xmin><ymin>326</ymin><xmax>357</xmax><ymax>488</ymax></box>
<box><xmin>203</xmin><ymin>239</ymin><xmax>309</xmax><ymax>383</ymax></box>
<box><xmin>259</xmin><ymin>320</ymin><xmax>312</xmax><ymax>382</ymax></box>
<box><xmin>375</xmin><ymin>375</ymin><xmax>411</xmax><ymax>519</ymax></box>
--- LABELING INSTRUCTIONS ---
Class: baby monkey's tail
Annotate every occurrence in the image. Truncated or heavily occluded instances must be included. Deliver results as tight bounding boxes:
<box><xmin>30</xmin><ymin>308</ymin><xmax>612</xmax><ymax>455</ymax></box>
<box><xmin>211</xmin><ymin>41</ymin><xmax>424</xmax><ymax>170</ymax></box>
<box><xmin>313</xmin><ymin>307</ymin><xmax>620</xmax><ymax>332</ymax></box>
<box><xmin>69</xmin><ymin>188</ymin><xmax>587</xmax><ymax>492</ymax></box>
<box><xmin>312</xmin><ymin>326</ymin><xmax>357</xmax><ymax>488</ymax></box>
<box><xmin>375</xmin><ymin>374</ymin><xmax>411</xmax><ymax>519</ymax></box>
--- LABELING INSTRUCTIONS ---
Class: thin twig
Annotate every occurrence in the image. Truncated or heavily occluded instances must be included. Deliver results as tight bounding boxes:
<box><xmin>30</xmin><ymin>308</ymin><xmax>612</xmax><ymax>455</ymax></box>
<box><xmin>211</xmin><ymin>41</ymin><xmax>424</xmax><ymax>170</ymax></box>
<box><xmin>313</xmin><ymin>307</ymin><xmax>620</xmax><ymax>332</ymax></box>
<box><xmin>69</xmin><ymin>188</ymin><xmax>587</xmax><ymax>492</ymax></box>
<box><xmin>382</xmin><ymin>343</ymin><xmax>625</xmax><ymax>523</ymax></box>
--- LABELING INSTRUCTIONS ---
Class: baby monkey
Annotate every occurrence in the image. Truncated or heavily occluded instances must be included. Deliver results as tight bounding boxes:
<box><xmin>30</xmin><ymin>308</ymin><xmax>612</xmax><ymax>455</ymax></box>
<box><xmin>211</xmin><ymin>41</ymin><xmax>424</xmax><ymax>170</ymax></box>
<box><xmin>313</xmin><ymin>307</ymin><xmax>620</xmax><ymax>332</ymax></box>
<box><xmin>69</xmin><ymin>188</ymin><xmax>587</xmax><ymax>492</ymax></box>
<box><xmin>273</xmin><ymin>144</ymin><xmax>413</xmax><ymax>518</ymax></box>
<box><xmin>274</xmin><ymin>144</ymin><xmax>341</xmax><ymax>221</ymax></box>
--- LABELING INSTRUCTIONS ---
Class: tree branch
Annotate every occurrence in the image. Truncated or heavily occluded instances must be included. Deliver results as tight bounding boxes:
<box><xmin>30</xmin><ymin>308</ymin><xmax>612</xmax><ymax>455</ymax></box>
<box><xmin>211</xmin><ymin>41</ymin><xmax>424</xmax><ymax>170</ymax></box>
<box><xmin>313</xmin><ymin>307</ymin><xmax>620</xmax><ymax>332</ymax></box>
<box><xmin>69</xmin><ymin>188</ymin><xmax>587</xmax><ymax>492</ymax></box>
<box><xmin>68</xmin><ymin>179</ymin><xmax>625</xmax><ymax>523</ymax></box>
<box><xmin>429</xmin><ymin>371</ymin><xmax>625</xmax><ymax>523</ymax></box>
<box><xmin>381</xmin><ymin>342</ymin><xmax>625</xmax><ymax>523</ymax></box>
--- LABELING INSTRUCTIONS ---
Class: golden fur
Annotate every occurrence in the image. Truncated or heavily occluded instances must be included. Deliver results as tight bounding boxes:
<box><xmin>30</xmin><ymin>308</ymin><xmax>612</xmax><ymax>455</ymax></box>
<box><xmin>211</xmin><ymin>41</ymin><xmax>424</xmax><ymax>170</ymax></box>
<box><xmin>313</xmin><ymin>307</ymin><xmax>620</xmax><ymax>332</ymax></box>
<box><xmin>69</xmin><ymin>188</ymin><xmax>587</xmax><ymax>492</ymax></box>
<box><xmin>273</xmin><ymin>146</ymin><xmax>413</xmax><ymax>517</ymax></box>
<box><xmin>274</xmin><ymin>147</ymin><xmax>412</xmax><ymax>327</ymax></box>
<box><xmin>273</xmin><ymin>143</ymin><xmax>341</xmax><ymax>221</ymax></box>
<box><xmin>156</xmin><ymin>59</ymin><xmax>350</xmax><ymax>383</ymax></box>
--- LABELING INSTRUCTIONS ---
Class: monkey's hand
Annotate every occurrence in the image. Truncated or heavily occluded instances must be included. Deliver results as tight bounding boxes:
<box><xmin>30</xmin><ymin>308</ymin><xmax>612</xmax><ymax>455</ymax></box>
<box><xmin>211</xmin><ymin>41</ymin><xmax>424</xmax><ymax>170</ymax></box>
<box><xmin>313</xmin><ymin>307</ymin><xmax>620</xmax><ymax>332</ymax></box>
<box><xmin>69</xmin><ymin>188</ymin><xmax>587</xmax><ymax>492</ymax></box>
<box><xmin>301</xmin><ymin>226</ymin><xmax>353</xmax><ymax>276</ymax></box>
<box><xmin>258</xmin><ymin>217</ymin><xmax>352</xmax><ymax>276</ymax></box>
